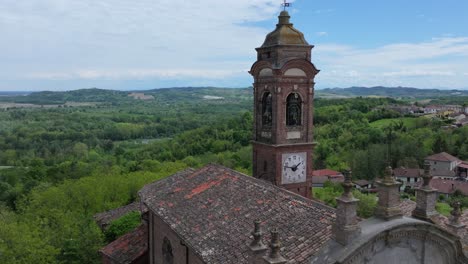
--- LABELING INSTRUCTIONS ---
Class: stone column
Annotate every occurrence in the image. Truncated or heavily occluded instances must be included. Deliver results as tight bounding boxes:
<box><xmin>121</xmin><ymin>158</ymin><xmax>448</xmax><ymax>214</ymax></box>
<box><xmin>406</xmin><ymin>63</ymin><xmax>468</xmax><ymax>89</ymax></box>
<box><xmin>412</xmin><ymin>161</ymin><xmax>438</xmax><ymax>221</ymax></box>
<box><xmin>263</xmin><ymin>229</ymin><xmax>287</xmax><ymax>264</ymax></box>
<box><xmin>249</xmin><ymin>220</ymin><xmax>268</xmax><ymax>264</ymax></box>
<box><xmin>375</xmin><ymin>166</ymin><xmax>403</xmax><ymax>220</ymax></box>
<box><xmin>332</xmin><ymin>170</ymin><xmax>361</xmax><ymax>246</ymax></box>
<box><xmin>446</xmin><ymin>201</ymin><xmax>466</xmax><ymax>237</ymax></box>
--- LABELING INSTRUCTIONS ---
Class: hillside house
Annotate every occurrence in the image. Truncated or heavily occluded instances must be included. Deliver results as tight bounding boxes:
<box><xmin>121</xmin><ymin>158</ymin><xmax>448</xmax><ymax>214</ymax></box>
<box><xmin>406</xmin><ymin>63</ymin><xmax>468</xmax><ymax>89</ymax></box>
<box><xmin>425</xmin><ymin>152</ymin><xmax>461</xmax><ymax>174</ymax></box>
<box><xmin>393</xmin><ymin>167</ymin><xmax>422</xmax><ymax>191</ymax></box>
<box><xmin>353</xmin><ymin>179</ymin><xmax>372</xmax><ymax>190</ymax></box>
<box><xmin>311</xmin><ymin>169</ymin><xmax>344</xmax><ymax>187</ymax></box>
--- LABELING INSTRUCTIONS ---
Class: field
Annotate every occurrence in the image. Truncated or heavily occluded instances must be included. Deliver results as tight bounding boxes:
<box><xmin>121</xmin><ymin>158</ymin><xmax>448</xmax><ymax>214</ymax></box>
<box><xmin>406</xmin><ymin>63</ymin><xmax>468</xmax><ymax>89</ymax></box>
<box><xmin>369</xmin><ymin>117</ymin><xmax>420</xmax><ymax>129</ymax></box>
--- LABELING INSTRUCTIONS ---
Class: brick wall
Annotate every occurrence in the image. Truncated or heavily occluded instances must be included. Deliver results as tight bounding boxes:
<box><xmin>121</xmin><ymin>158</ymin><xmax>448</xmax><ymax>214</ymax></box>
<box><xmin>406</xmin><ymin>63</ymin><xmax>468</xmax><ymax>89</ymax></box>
<box><xmin>149</xmin><ymin>212</ymin><xmax>204</xmax><ymax>264</ymax></box>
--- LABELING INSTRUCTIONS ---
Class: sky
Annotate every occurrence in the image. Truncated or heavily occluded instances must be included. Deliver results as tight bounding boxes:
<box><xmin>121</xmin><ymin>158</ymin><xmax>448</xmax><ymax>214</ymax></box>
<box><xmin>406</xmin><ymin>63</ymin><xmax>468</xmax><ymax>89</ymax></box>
<box><xmin>1</xmin><ymin>0</ymin><xmax>468</xmax><ymax>91</ymax></box>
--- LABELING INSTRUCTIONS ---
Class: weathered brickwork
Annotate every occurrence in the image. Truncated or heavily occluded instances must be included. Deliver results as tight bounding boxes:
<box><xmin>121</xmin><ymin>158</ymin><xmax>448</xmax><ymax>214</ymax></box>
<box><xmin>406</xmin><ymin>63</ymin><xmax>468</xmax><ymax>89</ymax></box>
<box><xmin>250</xmin><ymin>11</ymin><xmax>319</xmax><ymax>198</ymax></box>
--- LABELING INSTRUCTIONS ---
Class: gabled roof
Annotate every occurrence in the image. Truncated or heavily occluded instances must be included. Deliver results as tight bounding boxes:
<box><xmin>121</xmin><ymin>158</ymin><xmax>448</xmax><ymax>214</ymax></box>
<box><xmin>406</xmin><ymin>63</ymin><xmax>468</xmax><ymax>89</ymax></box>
<box><xmin>312</xmin><ymin>169</ymin><xmax>343</xmax><ymax>177</ymax></box>
<box><xmin>354</xmin><ymin>179</ymin><xmax>370</xmax><ymax>187</ymax></box>
<box><xmin>417</xmin><ymin>178</ymin><xmax>468</xmax><ymax>195</ymax></box>
<box><xmin>393</xmin><ymin>168</ymin><xmax>422</xmax><ymax>178</ymax></box>
<box><xmin>312</xmin><ymin>175</ymin><xmax>344</xmax><ymax>185</ymax></box>
<box><xmin>425</xmin><ymin>152</ymin><xmax>460</xmax><ymax>162</ymax></box>
<box><xmin>139</xmin><ymin>164</ymin><xmax>335</xmax><ymax>264</ymax></box>
<box><xmin>99</xmin><ymin>223</ymin><xmax>148</xmax><ymax>264</ymax></box>
<box><xmin>458</xmin><ymin>162</ymin><xmax>468</xmax><ymax>170</ymax></box>
<box><xmin>94</xmin><ymin>202</ymin><xmax>143</xmax><ymax>230</ymax></box>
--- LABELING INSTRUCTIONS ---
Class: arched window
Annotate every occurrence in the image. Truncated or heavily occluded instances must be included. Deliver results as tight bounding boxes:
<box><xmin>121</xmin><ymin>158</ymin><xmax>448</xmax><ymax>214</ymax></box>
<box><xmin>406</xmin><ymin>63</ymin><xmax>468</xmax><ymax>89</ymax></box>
<box><xmin>262</xmin><ymin>92</ymin><xmax>272</xmax><ymax>126</ymax></box>
<box><xmin>286</xmin><ymin>93</ymin><xmax>302</xmax><ymax>126</ymax></box>
<box><xmin>162</xmin><ymin>237</ymin><xmax>174</xmax><ymax>264</ymax></box>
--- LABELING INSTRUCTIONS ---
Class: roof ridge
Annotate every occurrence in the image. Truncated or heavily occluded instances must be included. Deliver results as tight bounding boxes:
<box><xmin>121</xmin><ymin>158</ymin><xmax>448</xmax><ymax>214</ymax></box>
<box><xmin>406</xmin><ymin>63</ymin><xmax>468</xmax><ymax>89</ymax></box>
<box><xmin>204</xmin><ymin>163</ymin><xmax>337</xmax><ymax>212</ymax></box>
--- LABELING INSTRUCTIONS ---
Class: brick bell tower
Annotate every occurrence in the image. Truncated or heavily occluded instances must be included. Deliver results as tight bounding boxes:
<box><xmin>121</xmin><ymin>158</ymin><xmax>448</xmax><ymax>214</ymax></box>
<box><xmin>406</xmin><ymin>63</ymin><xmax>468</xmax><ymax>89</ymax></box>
<box><xmin>249</xmin><ymin>10</ymin><xmax>319</xmax><ymax>198</ymax></box>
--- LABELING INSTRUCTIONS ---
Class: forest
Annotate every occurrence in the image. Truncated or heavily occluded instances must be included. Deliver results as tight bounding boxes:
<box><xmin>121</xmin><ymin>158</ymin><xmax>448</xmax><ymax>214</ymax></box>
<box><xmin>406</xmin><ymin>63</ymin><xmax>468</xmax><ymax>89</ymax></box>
<box><xmin>0</xmin><ymin>87</ymin><xmax>467</xmax><ymax>263</ymax></box>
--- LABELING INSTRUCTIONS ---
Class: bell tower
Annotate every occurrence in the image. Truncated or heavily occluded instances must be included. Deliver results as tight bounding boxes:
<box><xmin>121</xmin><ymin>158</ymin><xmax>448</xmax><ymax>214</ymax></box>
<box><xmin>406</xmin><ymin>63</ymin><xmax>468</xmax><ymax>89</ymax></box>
<box><xmin>250</xmin><ymin>10</ymin><xmax>319</xmax><ymax>198</ymax></box>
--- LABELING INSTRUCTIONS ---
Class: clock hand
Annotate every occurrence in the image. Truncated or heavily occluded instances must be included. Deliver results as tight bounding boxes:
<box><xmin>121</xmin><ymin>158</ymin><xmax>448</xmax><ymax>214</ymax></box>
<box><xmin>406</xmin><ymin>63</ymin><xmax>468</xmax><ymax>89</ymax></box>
<box><xmin>292</xmin><ymin>161</ymin><xmax>303</xmax><ymax>170</ymax></box>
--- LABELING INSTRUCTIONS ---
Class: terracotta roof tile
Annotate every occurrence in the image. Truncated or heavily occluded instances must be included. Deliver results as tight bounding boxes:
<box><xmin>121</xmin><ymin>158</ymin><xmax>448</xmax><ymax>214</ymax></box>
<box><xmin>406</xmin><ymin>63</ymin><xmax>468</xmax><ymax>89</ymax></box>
<box><xmin>311</xmin><ymin>169</ymin><xmax>342</xmax><ymax>177</ymax></box>
<box><xmin>139</xmin><ymin>164</ymin><xmax>335</xmax><ymax>264</ymax></box>
<box><xmin>99</xmin><ymin>223</ymin><xmax>148</xmax><ymax>264</ymax></box>
<box><xmin>393</xmin><ymin>168</ymin><xmax>422</xmax><ymax>178</ymax></box>
<box><xmin>425</xmin><ymin>152</ymin><xmax>461</xmax><ymax>162</ymax></box>
<box><xmin>416</xmin><ymin>178</ymin><xmax>468</xmax><ymax>195</ymax></box>
<box><xmin>312</xmin><ymin>175</ymin><xmax>344</xmax><ymax>185</ymax></box>
<box><xmin>94</xmin><ymin>202</ymin><xmax>144</xmax><ymax>230</ymax></box>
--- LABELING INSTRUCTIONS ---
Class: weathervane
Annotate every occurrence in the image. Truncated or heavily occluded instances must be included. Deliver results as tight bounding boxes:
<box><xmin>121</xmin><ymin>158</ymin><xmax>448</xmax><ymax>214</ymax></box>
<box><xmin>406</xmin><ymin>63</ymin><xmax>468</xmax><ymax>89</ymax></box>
<box><xmin>282</xmin><ymin>0</ymin><xmax>291</xmax><ymax>11</ymax></box>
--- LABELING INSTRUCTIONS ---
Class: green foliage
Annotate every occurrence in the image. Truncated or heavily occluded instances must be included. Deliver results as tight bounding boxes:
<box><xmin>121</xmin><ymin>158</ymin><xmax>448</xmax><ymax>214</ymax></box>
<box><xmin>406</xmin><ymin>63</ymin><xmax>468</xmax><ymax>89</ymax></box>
<box><xmin>0</xmin><ymin>205</ymin><xmax>59</xmax><ymax>264</ymax></box>
<box><xmin>313</xmin><ymin>181</ymin><xmax>377</xmax><ymax>219</ymax></box>
<box><xmin>105</xmin><ymin>211</ymin><xmax>141</xmax><ymax>242</ymax></box>
<box><xmin>1</xmin><ymin>88</ymin><xmax>467</xmax><ymax>262</ymax></box>
<box><xmin>436</xmin><ymin>202</ymin><xmax>452</xmax><ymax>216</ymax></box>
<box><xmin>353</xmin><ymin>191</ymin><xmax>378</xmax><ymax>218</ymax></box>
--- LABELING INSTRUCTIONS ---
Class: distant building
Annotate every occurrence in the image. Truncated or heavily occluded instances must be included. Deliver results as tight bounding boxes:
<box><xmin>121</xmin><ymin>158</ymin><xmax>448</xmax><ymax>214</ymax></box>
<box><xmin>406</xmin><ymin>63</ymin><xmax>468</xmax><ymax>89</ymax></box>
<box><xmin>425</xmin><ymin>152</ymin><xmax>461</xmax><ymax>173</ymax></box>
<box><xmin>311</xmin><ymin>169</ymin><xmax>344</xmax><ymax>187</ymax></box>
<box><xmin>424</xmin><ymin>105</ymin><xmax>441</xmax><ymax>114</ymax></box>
<box><xmin>418</xmin><ymin>178</ymin><xmax>468</xmax><ymax>199</ymax></box>
<box><xmin>353</xmin><ymin>179</ymin><xmax>372</xmax><ymax>190</ymax></box>
<box><xmin>393</xmin><ymin>167</ymin><xmax>422</xmax><ymax>191</ymax></box>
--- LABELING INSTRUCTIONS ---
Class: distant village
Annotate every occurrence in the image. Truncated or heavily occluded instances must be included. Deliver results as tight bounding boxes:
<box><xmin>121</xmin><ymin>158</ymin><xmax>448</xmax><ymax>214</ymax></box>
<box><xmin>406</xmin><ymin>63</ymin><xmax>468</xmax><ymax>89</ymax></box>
<box><xmin>384</xmin><ymin>103</ymin><xmax>468</xmax><ymax>127</ymax></box>
<box><xmin>313</xmin><ymin>151</ymin><xmax>468</xmax><ymax>199</ymax></box>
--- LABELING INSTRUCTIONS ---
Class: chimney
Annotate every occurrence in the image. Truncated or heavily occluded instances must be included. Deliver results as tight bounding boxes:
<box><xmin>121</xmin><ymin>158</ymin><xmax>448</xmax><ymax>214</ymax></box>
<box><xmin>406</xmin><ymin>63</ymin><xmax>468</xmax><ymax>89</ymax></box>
<box><xmin>412</xmin><ymin>161</ymin><xmax>438</xmax><ymax>221</ymax></box>
<box><xmin>262</xmin><ymin>229</ymin><xmax>287</xmax><ymax>264</ymax></box>
<box><xmin>249</xmin><ymin>220</ymin><xmax>267</xmax><ymax>263</ymax></box>
<box><xmin>332</xmin><ymin>170</ymin><xmax>361</xmax><ymax>245</ymax></box>
<box><xmin>375</xmin><ymin>166</ymin><xmax>403</xmax><ymax>220</ymax></box>
<box><xmin>446</xmin><ymin>201</ymin><xmax>466</xmax><ymax>237</ymax></box>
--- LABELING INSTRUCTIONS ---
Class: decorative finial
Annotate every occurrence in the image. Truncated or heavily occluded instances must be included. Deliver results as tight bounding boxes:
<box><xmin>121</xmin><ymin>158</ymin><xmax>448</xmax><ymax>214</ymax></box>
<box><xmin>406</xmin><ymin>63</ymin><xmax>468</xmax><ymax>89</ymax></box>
<box><xmin>342</xmin><ymin>169</ymin><xmax>354</xmax><ymax>199</ymax></box>
<box><xmin>450</xmin><ymin>201</ymin><xmax>462</xmax><ymax>224</ymax></box>
<box><xmin>281</xmin><ymin>0</ymin><xmax>291</xmax><ymax>11</ymax></box>
<box><xmin>422</xmin><ymin>161</ymin><xmax>433</xmax><ymax>189</ymax></box>
<box><xmin>263</xmin><ymin>228</ymin><xmax>287</xmax><ymax>263</ymax></box>
<box><xmin>249</xmin><ymin>220</ymin><xmax>267</xmax><ymax>251</ymax></box>
<box><xmin>383</xmin><ymin>165</ymin><xmax>394</xmax><ymax>184</ymax></box>
<box><xmin>269</xmin><ymin>229</ymin><xmax>281</xmax><ymax>258</ymax></box>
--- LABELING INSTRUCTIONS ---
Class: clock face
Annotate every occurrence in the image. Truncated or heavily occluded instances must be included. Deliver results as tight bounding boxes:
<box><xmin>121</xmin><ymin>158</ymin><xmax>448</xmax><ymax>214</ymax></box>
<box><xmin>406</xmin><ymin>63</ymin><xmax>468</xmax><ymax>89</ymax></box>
<box><xmin>281</xmin><ymin>152</ymin><xmax>306</xmax><ymax>184</ymax></box>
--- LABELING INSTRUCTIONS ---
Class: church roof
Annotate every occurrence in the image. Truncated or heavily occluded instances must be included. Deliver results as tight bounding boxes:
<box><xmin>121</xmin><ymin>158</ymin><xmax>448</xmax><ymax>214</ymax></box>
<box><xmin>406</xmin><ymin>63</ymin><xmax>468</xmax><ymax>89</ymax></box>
<box><xmin>261</xmin><ymin>11</ymin><xmax>309</xmax><ymax>48</ymax></box>
<box><xmin>99</xmin><ymin>223</ymin><xmax>148</xmax><ymax>264</ymax></box>
<box><xmin>139</xmin><ymin>164</ymin><xmax>335</xmax><ymax>264</ymax></box>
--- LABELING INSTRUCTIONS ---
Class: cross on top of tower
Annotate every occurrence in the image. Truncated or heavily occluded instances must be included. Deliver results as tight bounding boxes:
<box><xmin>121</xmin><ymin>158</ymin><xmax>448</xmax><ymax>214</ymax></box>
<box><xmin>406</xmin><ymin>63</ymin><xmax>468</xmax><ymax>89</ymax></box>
<box><xmin>281</xmin><ymin>0</ymin><xmax>291</xmax><ymax>11</ymax></box>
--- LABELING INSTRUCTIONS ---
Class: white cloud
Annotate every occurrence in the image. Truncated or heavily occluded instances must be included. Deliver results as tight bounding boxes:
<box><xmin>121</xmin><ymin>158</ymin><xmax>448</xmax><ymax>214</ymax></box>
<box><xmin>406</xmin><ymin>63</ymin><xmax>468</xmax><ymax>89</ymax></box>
<box><xmin>1</xmin><ymin>0</ymin><xmax>468</xmax><ymax>90</ymax></box>
<box><xmin>27</xmin><ymin>68</ymin><xmax>241</xmax><ymax>80</ymax></box>
<box><xmin>314</xmin><ymin>37</ymin><xmax>468</xmax><ymax>88</ymax></box>
<box><xmin>0</xmin><ymin>0</ymin><xmax>292</xmax><ymax>86</ymax></box>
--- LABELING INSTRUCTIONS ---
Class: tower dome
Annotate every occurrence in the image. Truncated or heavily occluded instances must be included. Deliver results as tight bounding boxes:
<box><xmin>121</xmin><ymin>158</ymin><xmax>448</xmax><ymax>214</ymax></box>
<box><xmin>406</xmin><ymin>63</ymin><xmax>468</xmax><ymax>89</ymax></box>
<box><xmin>261</xmin><ymin>11</ymin><xmax>309</xmax><ymax>47</ymax></box>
